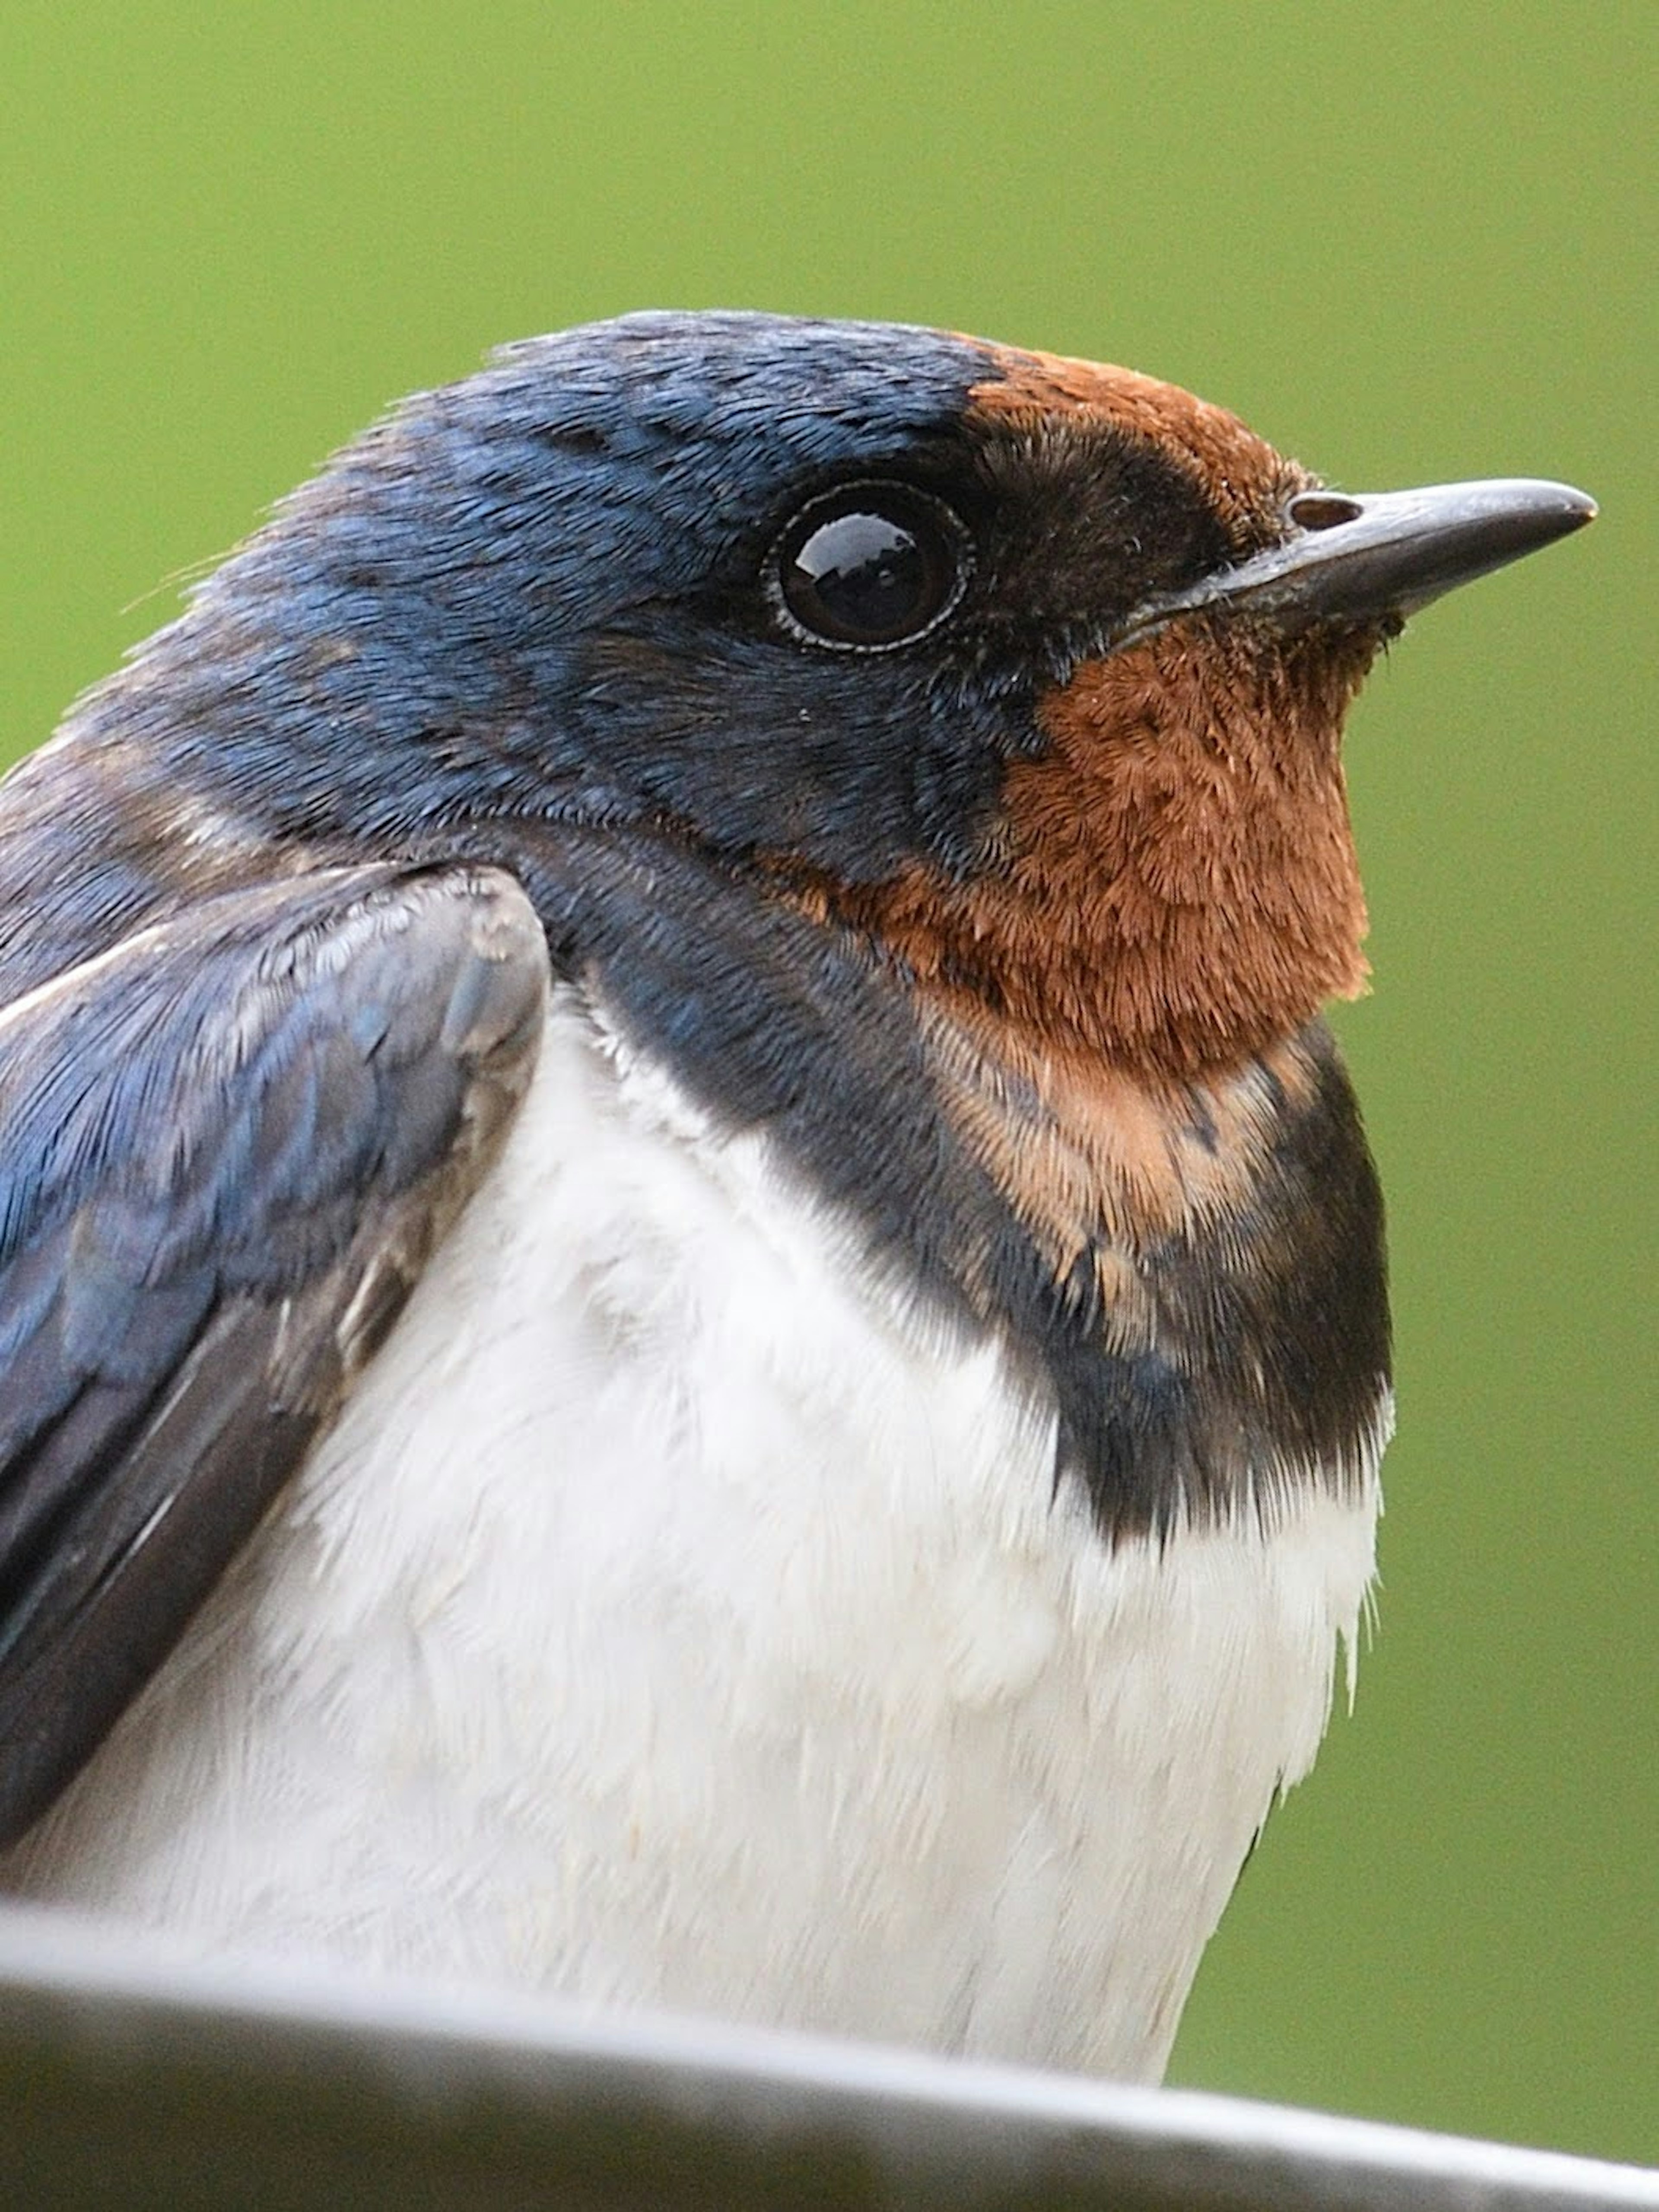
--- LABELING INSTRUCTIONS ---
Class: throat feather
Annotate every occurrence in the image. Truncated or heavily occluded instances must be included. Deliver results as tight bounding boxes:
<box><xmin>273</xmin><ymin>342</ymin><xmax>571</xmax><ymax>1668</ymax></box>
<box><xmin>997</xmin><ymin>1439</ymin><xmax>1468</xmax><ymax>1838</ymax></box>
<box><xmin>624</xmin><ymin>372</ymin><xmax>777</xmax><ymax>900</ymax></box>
<box><xmin>912</xmin><ymin>1005</ymin><xmax>1390</xmax><ymax>1540</ymax></box>
<box><xmin>805</xmin><ymin>619</ymin><xmax>1376</xmax><ymax>1083</ymax></box>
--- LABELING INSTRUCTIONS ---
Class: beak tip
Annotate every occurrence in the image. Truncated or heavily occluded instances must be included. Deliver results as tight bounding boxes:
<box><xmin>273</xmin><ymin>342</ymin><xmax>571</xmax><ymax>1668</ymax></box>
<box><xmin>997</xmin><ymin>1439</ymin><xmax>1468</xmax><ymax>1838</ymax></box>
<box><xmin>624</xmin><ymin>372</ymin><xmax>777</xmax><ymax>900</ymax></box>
<box><xmin>1519</xmin><ymin>479</ymin><xmax>1598</xmax><ymax>532</ymax></box>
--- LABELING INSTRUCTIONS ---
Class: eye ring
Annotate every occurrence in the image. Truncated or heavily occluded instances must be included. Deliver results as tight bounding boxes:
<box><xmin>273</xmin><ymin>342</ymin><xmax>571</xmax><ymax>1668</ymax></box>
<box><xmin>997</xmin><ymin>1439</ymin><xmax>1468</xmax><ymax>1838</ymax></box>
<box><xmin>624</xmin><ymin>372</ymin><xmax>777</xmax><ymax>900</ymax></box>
<box><xmin>768</xmin><ymin>480</ymin><xmax>972</xmax><ymax>652</ymax></box>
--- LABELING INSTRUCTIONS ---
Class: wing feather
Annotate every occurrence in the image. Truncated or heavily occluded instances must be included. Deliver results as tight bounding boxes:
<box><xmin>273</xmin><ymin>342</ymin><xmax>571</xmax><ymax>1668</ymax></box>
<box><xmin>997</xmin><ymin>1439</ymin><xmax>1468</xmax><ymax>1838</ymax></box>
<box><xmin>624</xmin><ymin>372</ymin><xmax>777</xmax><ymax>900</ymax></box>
<box><xmin>0</xmin><ymin>863</ymin><xmax>547</xmax><ymax>1843</ymax></box>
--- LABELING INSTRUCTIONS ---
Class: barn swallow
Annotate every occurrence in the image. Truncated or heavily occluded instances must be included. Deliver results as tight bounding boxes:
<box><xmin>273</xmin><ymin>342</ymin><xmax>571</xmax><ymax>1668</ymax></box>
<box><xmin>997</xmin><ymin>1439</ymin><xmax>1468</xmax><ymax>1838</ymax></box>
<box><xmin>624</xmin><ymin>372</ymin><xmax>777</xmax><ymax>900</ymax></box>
<box><xmin>0</xmin><ymin>314</ymin><xmax>1592</xmax><ymax>2080</ymax></box>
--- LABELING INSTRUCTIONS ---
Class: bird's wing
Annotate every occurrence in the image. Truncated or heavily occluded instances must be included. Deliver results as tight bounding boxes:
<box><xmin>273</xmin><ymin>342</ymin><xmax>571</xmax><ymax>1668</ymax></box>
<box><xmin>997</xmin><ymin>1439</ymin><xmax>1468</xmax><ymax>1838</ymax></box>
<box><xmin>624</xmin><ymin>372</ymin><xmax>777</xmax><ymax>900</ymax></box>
<box><xmin>0</xmin><ymin>863</ymin><xmax>547</xmax><ymax>1845</ymax></box>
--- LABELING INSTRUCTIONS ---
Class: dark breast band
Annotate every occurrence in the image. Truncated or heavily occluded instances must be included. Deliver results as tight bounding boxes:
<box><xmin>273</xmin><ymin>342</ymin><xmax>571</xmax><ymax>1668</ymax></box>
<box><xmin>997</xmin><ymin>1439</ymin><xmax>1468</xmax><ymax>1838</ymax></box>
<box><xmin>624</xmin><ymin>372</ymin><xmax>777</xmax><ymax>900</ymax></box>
<box><xmin>508</xmin><ymin>822</ymin><xmax>1391</xmax><ymax>1546</ymax></box>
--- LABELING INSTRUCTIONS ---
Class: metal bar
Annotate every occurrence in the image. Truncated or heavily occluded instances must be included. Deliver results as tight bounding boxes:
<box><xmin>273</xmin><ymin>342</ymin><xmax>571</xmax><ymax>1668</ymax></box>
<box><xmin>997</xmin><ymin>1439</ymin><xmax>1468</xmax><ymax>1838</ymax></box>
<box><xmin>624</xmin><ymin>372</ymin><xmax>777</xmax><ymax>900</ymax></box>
<box><xmin>0</xmin><ymin>1903</ymin><xmax>1651</xmax><ymax>2211</ymax></box>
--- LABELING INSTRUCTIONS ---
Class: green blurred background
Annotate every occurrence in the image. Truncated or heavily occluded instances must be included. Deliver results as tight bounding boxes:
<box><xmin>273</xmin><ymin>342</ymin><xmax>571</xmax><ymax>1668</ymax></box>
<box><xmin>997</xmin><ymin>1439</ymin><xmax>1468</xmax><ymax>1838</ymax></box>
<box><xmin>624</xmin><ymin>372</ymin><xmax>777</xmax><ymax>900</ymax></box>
<box><xmin>2</xmin><ymin>0</ymin><xmax>1651</xmax><ymax>2167</ymax></box>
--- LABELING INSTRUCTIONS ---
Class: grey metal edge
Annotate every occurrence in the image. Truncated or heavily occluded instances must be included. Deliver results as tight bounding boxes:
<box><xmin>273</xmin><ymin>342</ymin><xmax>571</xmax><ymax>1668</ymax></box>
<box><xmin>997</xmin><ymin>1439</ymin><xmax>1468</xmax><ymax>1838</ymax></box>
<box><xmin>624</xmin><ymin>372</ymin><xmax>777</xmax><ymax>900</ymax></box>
<box><xmin>0</xmin><ymin>1901</ymin><xmax>1652</xmax><ymax>2211</ymax></box>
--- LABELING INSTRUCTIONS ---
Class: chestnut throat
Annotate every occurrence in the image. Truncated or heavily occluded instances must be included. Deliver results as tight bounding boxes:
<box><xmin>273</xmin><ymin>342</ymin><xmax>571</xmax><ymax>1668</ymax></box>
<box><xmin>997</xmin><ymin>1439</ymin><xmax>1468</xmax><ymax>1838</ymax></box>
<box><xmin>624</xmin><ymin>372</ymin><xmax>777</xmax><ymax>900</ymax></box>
<box><xmin>793</xmin><ymin>618</ymin><xmax>1377</xmax><ymax>1085</ymax></box>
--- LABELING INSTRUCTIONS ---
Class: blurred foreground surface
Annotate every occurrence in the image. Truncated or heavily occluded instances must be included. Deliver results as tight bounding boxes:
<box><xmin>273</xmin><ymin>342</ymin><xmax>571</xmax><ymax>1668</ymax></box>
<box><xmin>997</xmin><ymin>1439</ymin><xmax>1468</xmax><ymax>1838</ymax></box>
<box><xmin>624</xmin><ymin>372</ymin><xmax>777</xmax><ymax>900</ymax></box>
<box><xmin>1</xmin><ymin>1908</ymin><xmax>1655</xmax><ymax>2212</ymax></box>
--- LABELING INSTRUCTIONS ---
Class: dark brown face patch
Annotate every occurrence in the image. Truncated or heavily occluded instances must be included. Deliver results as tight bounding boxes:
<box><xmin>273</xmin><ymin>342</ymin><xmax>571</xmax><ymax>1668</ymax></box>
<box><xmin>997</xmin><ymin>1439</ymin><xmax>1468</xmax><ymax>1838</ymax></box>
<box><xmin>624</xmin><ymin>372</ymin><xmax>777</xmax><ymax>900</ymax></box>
<box><xmin>794</xmin><ymin>614</ymin><xmax>1377</xmax><ymax>1082</ymax></box>
<box><xmin>969</xmin><ymin>344</ymin><xmax>1307</xmax><ymax>551</ymax></box>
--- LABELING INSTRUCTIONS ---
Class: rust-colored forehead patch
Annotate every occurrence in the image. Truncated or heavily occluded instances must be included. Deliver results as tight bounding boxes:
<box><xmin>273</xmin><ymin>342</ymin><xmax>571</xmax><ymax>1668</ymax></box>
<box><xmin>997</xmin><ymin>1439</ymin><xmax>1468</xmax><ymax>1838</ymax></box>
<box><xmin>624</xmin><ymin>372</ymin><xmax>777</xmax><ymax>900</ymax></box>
<box><xmin>967</xmin><ymin>342</ymin><xmax>1305</xmax><ymax>541</ymax></box>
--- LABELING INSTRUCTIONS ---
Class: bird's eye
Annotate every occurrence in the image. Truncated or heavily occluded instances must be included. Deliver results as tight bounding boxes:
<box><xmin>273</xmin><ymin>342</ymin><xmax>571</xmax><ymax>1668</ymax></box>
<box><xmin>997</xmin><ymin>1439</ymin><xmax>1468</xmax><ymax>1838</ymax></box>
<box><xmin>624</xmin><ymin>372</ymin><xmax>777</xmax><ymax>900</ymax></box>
<box><xmin>772</xmin><ymin>483</ymin><xmax>970</xmax><ymax>651</ymax></box>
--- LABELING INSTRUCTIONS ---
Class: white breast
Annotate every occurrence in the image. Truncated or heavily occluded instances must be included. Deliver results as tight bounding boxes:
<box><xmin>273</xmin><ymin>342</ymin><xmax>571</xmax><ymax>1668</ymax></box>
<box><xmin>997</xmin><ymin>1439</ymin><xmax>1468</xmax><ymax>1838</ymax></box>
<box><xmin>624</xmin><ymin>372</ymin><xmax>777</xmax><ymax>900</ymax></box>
<box><xmin>6</xmin><ymin>991</ymin><xmax>1381</xmax><ymax>2082</ymax></box>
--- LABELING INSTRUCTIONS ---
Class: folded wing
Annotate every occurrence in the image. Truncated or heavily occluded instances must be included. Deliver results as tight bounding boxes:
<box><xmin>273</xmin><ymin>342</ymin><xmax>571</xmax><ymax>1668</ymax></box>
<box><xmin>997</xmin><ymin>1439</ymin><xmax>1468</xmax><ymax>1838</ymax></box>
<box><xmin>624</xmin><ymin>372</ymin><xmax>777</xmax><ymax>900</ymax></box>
<box><xmin>0</xmin><ymin>863</ymin><xmax>547</xmax><ymax>1844</ymax></box>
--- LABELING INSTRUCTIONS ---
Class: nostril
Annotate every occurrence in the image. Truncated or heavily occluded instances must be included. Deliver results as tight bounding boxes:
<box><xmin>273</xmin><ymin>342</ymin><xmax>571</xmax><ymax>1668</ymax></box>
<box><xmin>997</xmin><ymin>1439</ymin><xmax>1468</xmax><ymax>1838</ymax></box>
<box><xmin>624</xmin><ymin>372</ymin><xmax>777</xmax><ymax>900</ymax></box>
<box><xmin>1289</xmin><ymin>492</ymin><xmax>1364</xmax><ymax>532</ymax></box>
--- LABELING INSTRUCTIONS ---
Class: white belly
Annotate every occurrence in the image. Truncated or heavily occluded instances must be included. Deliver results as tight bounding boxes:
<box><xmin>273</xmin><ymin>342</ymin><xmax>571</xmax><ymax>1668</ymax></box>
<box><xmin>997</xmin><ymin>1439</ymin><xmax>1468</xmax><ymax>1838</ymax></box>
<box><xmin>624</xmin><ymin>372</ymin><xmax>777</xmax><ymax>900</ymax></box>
<box><xmin>5</xmin><ymin>992</ymin><xmax>1379</xmax><ymax>2081</ymax></box>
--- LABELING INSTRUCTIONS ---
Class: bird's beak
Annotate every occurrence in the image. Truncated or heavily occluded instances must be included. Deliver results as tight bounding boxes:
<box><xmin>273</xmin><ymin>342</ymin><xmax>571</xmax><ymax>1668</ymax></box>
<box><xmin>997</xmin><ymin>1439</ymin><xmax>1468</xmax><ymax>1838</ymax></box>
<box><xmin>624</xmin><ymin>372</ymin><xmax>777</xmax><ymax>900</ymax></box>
<box><xmin>1127</xmin><ymin>477</ymin><xmax>1596</xmax><ymax>641</ymax></box>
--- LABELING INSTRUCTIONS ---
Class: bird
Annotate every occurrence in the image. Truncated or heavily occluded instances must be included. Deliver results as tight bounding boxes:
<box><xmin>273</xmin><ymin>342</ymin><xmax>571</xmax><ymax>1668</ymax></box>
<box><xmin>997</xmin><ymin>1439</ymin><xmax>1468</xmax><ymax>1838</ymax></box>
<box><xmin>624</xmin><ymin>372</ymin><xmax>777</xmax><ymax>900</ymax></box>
<box><xmin>0</xmin><ymin>312</ymin><xmax>1592</xmax><ymax>2082</ymax></box>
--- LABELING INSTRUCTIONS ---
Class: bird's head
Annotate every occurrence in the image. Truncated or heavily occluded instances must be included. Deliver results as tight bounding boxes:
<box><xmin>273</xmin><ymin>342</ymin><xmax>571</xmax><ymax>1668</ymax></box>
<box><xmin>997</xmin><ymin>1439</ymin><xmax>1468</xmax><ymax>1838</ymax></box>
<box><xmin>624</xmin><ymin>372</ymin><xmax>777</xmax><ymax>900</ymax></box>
<box><xmin>77</xmin><ymin>312</ymin><xmax>1592</xmax><ymax>1080</ymax></box>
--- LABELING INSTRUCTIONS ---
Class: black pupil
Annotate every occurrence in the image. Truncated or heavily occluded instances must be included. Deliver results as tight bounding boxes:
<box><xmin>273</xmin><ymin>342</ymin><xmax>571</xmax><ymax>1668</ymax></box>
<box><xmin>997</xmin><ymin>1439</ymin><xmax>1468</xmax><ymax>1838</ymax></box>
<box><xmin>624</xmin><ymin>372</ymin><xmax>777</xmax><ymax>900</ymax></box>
<box><xmin>782</xmin><ymin>498</ymin><xmax>951</xmax><ymax>645</ymax></box>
